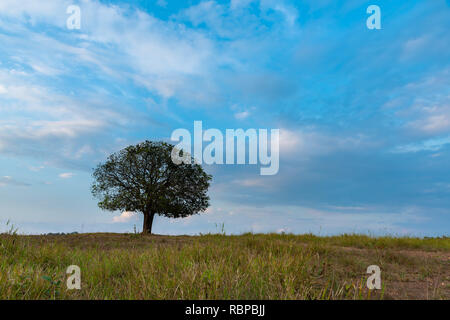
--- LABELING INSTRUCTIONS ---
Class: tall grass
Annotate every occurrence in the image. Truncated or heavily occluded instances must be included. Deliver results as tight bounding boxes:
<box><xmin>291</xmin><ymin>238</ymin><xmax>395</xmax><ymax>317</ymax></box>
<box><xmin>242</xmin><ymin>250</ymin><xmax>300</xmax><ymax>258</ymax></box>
<box><xmin>0</xmin><ymin>232</ymin><xmax>448</xmax><ymax>300</ymax></box>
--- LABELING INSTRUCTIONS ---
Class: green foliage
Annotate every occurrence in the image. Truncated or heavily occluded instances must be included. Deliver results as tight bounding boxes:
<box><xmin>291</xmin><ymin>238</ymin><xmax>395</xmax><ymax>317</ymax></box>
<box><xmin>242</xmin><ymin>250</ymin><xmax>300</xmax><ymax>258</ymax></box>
<box><xmin>42</xmin><ymin>275</ymin><xmax>62</xmax><ymax>299</ymax></box>
<box><xmin>91</xmin><ymin>141</ymin><xmax>212</xmax><ymax>233</ymax></box>
<box><xmin>3</xmin><ymin>219</ymin><xmax>18</xmax><ymax>235</ymax></box>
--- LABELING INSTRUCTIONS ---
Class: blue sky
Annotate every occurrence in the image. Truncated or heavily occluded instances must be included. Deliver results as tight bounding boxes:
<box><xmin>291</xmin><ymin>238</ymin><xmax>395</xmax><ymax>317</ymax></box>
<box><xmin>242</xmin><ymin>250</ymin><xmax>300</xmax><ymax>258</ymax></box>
<box><xmin>0</xmin><ymin>0</ymin><xmax>449</xmax><ymax>236</ymax></box>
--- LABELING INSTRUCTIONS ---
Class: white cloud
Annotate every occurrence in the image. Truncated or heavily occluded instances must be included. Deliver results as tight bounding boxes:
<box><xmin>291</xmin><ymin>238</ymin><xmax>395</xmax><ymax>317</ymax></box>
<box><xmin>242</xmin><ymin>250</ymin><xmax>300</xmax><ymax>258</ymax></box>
<box><xmin>29</xmin><ymin>165</ymin><xmax>45</xmax><ymax>172</ymax></box>
<box><xmin>28</xmin><ymin>119</ymin><xmax>104</xmax><ymax>139</ymax></box>
<box><xmin>409</xmin><ymin>105</ymin><xmax>450</xmax><ymax>134</ymax></box>
<box><xmin>209</xmin><ymin>203</ymin><xmax>427</xmax><ymax>235</ymax></box>
<box><xmin>112</xmin><ymin>211</ymin><xmax>138</xmax><ymax>223</ymax></box>
<box><xmin>0</xmin><ymin>0</ymin><xmax>300</xmax><ymax>166</ymax></box>
<box><xmin>0</xmin><ymin>176</ymin><xmax>29</xmax><ymax>187</ymax></box>
<box><xmin>392</xmin><ymin>136</ymin><xmax>450</xmax><ymax>153</ymax></box>
<box><xmin>278</xmin><ymin>128</ymin><xmax>372</xmax><ymax>159</ymax></box>
<box><xmin>30</xmin><ymin>63</ymin><xmax>62</xmax><ymax>76</ymax></box>
<box><xmin>0</xmin><ymin>0</ymin><xmax>302</xmax><ymax>109</ymax></box>
<box><xmin>156</xmin><ymin>0</ymin><xmax>168</xmax><ymax>8</ymax></box>
<box><xmin>59</xmin><ymin>172</ymin><xmax>74</xmax><ymax>179</ymax></box>
<box><xmin>0</xmin><ymin>0</ymin><xmax>67</xmax><ymax>25</ymax></box>
<box><xmin>0</xmin><ymin>66</ymin><xmax>125</xmax><ymax>163</ymax></box>
<box><xmin>273</xmin><ymin>4</ymin><xmax>298</xmax><ymax>26</ymax></box>
<box><xmin>233</xmin><ymin>178</ymin><xmax>267</xmax><ymax>188</ymax></box>
<box><xmin>230</xmin><ymin>0</ymin><xmax>255</xmax><ymax>10</ymax></box>
<box><xmin>0</xmin><ymin>0</ymin><xmax>217</xmax><ymax>101</ymax></box>
<box><xmin>396</xmin><ymin>69</ymin><xmax>450</xmax><ymax>135</ymax></box>
<box><xmin>234</xmin><ymin>111</ymin><xmax>250</xmax><ymax>120</ymax></box>
<box><xmin>401</xmin><ymin>35</ymin><xmax>432</xmax><ymax>62</ymax></box>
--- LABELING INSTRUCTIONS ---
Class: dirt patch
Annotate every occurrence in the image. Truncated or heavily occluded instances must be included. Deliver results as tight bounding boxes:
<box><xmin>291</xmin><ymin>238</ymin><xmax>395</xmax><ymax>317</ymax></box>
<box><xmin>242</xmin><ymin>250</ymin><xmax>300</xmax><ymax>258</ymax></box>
<box><xmin>384</xmin><ymin>278</ymin><xmax>449</xmax><ymax>300</ymax></box>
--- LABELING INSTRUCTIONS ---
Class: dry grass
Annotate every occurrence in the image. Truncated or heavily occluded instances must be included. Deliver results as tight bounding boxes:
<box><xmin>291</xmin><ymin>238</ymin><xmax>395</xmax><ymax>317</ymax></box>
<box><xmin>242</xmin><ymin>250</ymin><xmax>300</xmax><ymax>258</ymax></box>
<box><xmin>0</xmin><ymin>232</ymin><xmax>448</xmax><ymax>300</ymax></box>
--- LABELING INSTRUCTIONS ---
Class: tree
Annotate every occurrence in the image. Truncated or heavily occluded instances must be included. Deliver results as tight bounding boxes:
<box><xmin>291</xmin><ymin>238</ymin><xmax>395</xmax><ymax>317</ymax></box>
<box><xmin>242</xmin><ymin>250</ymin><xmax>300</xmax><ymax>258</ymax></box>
<box><xmin>91</xmin><ymin>141</ymin><xmax>211</xmax><ymax>234</ymax></box>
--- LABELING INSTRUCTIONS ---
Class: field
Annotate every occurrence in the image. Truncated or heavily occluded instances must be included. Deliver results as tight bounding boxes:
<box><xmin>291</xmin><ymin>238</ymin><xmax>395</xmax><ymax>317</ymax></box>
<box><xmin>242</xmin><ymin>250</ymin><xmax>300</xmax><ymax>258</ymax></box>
<box><xmin>0</xmin><ymin>232</ymin><xmax>449</xmax><ymax>300</ymax></box>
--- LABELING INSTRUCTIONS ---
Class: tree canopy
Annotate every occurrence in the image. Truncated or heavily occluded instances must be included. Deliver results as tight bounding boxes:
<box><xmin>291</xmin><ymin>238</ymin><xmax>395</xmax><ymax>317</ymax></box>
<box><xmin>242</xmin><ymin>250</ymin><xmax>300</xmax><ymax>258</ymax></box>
<box><xmin>91</xmin><ymin>141</ymin><xmax>211</xmax><ymax>234</ymax></box>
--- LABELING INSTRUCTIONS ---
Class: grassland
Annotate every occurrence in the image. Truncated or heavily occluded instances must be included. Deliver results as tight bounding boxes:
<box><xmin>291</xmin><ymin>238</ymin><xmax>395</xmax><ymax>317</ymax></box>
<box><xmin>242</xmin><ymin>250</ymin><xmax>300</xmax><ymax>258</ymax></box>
<box><xmin>0</xmin><ymin>231</ymin><xmax>448</xmax><ymax>300</ymax></box>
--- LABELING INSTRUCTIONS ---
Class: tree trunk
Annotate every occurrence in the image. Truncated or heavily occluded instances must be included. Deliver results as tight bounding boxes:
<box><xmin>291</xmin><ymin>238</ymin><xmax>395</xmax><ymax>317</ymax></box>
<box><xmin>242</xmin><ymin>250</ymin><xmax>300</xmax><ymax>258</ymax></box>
<box><xmin>142</xmin><ymin>211</ymin><xmax>155</xmax><ymax>234</ymax></box>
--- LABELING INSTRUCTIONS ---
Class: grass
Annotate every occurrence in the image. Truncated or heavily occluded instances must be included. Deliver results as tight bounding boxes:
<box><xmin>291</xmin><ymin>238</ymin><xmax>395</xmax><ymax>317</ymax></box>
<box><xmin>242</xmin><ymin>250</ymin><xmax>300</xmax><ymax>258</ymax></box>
<box><xmin>0</xmin><ymin>230</ymin><xmax>448</xmax><ymax>300</ymax></box>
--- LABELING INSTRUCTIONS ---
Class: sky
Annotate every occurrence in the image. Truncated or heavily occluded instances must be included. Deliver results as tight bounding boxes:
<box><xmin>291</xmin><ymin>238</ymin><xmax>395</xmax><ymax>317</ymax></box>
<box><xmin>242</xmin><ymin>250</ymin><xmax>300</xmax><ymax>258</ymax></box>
<box><xmin>0</xmin><ymin>0</ymin><xmax>449</xmax><ymax>236</ymax></box>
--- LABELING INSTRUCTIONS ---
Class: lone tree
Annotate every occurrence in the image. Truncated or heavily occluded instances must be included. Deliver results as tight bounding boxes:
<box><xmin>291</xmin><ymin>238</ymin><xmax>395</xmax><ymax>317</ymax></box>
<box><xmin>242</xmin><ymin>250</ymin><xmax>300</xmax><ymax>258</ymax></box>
<box><xmin>91</xmin><ymin>141</ymin><xmax>211</xmax><ymax>234</ymax></box>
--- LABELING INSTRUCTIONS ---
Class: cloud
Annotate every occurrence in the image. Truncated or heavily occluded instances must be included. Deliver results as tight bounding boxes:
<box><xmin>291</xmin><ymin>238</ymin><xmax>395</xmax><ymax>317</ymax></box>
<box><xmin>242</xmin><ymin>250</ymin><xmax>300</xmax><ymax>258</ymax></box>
<box><xmin>278</xmin><ymin>128</ymin><xmax>374</xmax><ymax>159</ymax></box>
<box><xmin>389</xmin><ymin>68</ymin><xmax>450</xmax><ymax>136</ymax></box>
<box><xmin>230</xmin><ymin>0</ymin><xmax>256</xmax><ymax>10</ymax></box>
<box><xmin>233</xmin><ymin>178</ymin><xmax>268</xmax><ymax>188</ymax></box>
<box><xmin>112</xmin><ymin>211</ymin><xmax>138</xmax><ymax>223</ymax></box>
<box><xmin>0</xmin><ymin>0</ymin><xmax>449</xmax><ymax>236</ymax></box>
<box><xmin>0</xmin><ymin>66</ymin><xmax>137</xmax><ymax>168</ymax></box>
<box><xmin>408</xmin><ymin>105</ymin><xmax>450</xmax><ymax>135</ymax></box>
<box><xmin>272</xmin><ymin>3</ymin><xmax>298</xmax><ymax>26</ymax></box>
<box><xmin>0</xmin><ymin>176</ymin><xmax>30</xmax><ymax>187</ymax></box>
<box><xmin>162</xmin><ymin>202</ymin><xmax>429</xmax><ymax>235</ymax></box>
<box><xmin>156</xmin><ymin>0</ymin><xmax>168</xmax><ymax>8</ymax></box>
<box><xmin>392</xmin><ymin>136</ymin><xmax>450</xmax><ymax>153</ymax></box>
<box><xmin>29</xmin><ymin>165</ymin><xmax>45</xmax><ymax>172</ymax></box>
<box><xmin>0</xmin><ymin>0</ymin><xmax>66</xmax><ymax>24</ymax></box>
<box><xmin>59</xmin><ymin>173</ymin><xmax>74</xmax><ymax>179</ymax></box>
<box><xmin>0</xmin><ymin>0</ymin><xmax>305</xmax><ymax>167</ymax></box>
<box><xmin>234</xmin><ymin>111</ymin><xmax>250</xmax><ymax>120</ymax></box>
<box><xmin>0</xmin><ymin>0</ymin><xmax>219</xmax><ymax>101</ymax></box>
